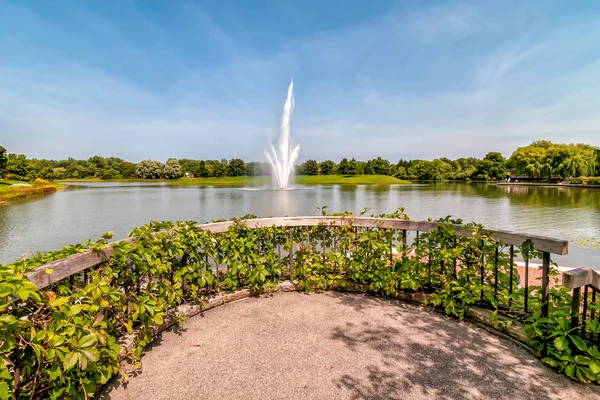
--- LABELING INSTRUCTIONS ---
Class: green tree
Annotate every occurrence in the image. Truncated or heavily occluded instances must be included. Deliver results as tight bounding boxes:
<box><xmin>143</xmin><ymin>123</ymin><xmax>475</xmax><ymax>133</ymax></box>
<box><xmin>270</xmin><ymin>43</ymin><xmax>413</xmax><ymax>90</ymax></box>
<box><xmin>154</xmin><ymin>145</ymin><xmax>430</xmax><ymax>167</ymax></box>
<box><xmin>52</xmin><ymin>167</ymin><xmax>66</xmax><ymax>180</ymax></box>
<box><xmin>481</xmin><ymin>152</ymin><xmax>507</xmax><ymax>180</ymax></box>
<box><xmin>364</xmin><ymin>157</ymin><xmax>391</xmax><ymax>175</ymax></box>
<box><xmin>394</xmin><ymin>166</ymin><xmax>408</xmax><ymax>180</ymax></box>
<box><xmin>0</xmin><ymin>145</ymin><xmax>6</xmax><ymax>178</ymax></box>
<box><xmin>508</xmin><ymin>144</ymin><xmax>546</xmax><ymax>178</ymax></box>
<box><xmin>6</xmin><ymin>154</ymin><xmax>29</xmax><ymax>181</ymax></box>
<box><xmin>212</xmin><ymin>160</ymin><xmax>228</xmax><ymax>177</ymax></box>
<box><xmin>135</xmin><ymin>160</ymin><xmax>163</xmax><ymax>179</ymax></box>
<box><xmin>227</xmin><ymin>158</ymin><xmax>246</xmax><ymax>177</ymax></box>
<box><xmin>338</xmin><ymin>158</ymin><xmax>357</xmax><ymax>175</ymax></box>
<box><xmin>319</xmin><ymin>160</ymin><xmax>336</xmax><ymax>175</ymax></box>
<box><xmin>299</xmin><ymin>159</ymin><xmax>318</xmax><ymax>175</ymax></box>
<box><xmin>120</xmin><ymin>162</ymin><xmax>137</xmax><ymax>178</ymax></box>
<box><xmin>163</xmin><ymin>158</ymin><xmax>183</xmax><ymax>179</ymax></box>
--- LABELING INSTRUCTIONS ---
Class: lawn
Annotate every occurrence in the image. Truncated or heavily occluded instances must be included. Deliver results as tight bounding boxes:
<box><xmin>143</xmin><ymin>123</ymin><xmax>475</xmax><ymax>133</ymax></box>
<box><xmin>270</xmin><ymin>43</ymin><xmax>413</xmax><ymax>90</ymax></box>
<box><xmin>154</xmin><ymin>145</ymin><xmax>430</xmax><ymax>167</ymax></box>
<box><xmin>168</xmin><ymin>175</ymin><xmax>411</xmax><ymax>186</ymax></box>
<box><xmin>0</xmin><ymin>181</ymin><xmax>65</xmax><ymax>202</ymax></box>
<box><xmin>295</xmin><ymin>175</ymin><xmax>411</xmax><ymax>185</ymax></box>
<box><xmin>0</xmin><ymin>180</ymin><xmax>28</xmax><ymax>186</ymax></box>
<box><xmin>169</xmin><ymin>176</ymin><xmax>269</xmax><ymax>186</ymax></box>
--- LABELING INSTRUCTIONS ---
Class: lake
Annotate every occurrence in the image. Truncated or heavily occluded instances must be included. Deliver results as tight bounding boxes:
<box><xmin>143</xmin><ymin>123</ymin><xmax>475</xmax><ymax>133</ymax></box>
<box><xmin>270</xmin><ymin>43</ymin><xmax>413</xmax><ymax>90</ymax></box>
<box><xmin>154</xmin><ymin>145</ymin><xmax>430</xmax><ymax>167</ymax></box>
<box><xmin>1</xmin><ymin>182</ymin><xmax>599</xmax><ymax>268</ymax></box>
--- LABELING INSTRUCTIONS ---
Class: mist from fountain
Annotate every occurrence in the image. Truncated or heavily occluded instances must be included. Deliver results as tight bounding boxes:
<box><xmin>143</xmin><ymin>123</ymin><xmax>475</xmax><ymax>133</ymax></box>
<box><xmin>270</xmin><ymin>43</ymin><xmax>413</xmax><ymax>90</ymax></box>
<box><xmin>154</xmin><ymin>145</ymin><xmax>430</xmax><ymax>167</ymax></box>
<box><xmin>266</xmin><ymin>79</ymin><xmax>300</xmax><ymax>189</ymax></box>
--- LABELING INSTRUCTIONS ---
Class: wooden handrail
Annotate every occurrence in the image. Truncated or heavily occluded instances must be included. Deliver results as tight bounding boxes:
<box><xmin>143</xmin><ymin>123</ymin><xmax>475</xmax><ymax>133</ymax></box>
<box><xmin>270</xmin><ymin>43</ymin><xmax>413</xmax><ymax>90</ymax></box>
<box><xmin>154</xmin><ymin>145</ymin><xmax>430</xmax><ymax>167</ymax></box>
<box><xmin>562</xmin><ymin>268</ymin><xmax>600</xmax><ymax>289</ymax></box>
<box><xmin>26</xmin><ymin>216</ymin><xmax>569</xmax><ymax>290</ymax></box>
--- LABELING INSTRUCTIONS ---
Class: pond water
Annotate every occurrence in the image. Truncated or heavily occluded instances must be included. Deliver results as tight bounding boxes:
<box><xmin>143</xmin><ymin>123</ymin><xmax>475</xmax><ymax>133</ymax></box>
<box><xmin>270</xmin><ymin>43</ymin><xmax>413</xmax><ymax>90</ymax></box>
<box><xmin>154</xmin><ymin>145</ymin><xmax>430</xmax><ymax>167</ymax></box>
<box><xmin>1</xmin><ymin>182</ymin><xmax>599</xmax><ymax>268</ymax></box>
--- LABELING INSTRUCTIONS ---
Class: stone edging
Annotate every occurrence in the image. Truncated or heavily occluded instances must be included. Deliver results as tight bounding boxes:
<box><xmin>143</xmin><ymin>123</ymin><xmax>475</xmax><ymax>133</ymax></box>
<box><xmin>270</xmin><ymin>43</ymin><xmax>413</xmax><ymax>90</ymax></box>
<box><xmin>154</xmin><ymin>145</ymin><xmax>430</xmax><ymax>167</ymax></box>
<box><xmin>118</xmin><ymin>280</ymin><xmax>534</xmax><ymax>358</ymax></box>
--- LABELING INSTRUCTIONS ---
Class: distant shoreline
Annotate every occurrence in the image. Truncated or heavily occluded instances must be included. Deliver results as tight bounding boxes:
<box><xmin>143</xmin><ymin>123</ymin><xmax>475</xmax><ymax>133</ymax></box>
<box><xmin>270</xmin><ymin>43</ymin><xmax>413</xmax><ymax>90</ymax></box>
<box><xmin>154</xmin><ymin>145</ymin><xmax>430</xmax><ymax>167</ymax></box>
<box><xmin>495</xmin><ymin>182</ymin><xmax>600</xmax><ymax>189</ymax></box>
<box><xmin>60</xmin><ymin>175</ymin><xmax>412</xmax><ymax>186</ymax></box>
<box><xmin>0</xmin><ymin>182</ymin><xmax>65</xmax><ymax>204</ymax></box>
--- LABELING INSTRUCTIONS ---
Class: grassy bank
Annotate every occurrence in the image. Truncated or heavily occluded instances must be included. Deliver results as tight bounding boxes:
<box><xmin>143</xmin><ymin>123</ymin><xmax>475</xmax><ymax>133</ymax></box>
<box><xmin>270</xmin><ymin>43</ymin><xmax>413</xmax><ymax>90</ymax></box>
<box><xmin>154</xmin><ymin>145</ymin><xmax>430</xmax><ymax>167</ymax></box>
<box><xmin>59</xmin><ymin>178</ymin><xmax>169</xmax><ymax>183</ymax></box>
<box><xmin>0</xmin><ymin>181</ymin><xmax>65</xmax><ymax>203</ymax></box>
<box><xmin>295</xmin><ymin>175</ymin><xmax>410</xmax><ymax>185</ymax></box>
<box><xmin>61</xmin><ymin>175</ymin><xmax>412</xmax><ymax>186</ymax></box>
<box><xmin>0</xmin><ymin>180</ymin><xmax>28</xmax><ymax>186</ymax></box>
<box><xmin>169</xmin><ymin>176</ymin><xmax>269</xmax><ymax>186</ymax></box>
<box><xmin>168</xmin><ymin>175</ymin><xmax>411</xmax><ymax>186</ymax></box>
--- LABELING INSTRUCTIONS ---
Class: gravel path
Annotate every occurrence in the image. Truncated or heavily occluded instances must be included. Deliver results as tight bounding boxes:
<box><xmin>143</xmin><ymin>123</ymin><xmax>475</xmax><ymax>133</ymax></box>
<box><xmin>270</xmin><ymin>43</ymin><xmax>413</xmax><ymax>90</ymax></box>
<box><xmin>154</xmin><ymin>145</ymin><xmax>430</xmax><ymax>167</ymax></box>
<box><xmin>100</xmin><ymin>292</ymin><xmax>600</xmax><ymax>400</ymax></box>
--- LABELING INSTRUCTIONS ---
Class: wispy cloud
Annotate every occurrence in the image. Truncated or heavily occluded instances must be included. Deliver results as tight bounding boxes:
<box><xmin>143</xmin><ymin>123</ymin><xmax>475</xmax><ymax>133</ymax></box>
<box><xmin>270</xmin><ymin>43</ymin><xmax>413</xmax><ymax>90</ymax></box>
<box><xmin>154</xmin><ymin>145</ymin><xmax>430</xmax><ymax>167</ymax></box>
<box><xmin>0</xmin><ymin>1</ymin><xmax>599</xmax><ymax>163</ymax></box>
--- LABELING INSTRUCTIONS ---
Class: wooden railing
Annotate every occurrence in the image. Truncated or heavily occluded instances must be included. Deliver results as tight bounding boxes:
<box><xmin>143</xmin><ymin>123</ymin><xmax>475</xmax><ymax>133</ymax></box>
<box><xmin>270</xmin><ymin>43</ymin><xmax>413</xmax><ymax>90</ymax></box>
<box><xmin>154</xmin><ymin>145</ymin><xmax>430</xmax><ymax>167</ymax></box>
<box><xmin>26</xmin><ymin>216</ymin><xmax>569</xmax><ymax>317</ymax></box>
<box><xmin>563</xmin><ymin>268</ymin><xmax>600</xmax><ymax>331</ymax></box>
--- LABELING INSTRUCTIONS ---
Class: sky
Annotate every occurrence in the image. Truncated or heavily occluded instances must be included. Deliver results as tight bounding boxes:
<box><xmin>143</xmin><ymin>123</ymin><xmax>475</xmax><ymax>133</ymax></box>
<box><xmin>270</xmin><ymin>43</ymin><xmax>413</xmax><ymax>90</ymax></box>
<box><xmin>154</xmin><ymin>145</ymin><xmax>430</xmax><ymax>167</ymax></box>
<box><xmin>1</xmin><ymin>0</ymin><xmax>600</xmax><ymax>163</ymax></box>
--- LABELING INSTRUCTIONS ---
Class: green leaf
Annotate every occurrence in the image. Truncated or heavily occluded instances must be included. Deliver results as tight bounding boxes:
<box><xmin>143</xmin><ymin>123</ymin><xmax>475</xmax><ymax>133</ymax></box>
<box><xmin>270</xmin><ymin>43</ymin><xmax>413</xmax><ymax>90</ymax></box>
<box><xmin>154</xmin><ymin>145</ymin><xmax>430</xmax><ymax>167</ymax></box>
<box><xmin>70</xmin><ymin>304</ymin><xmax>82</xmax><ymax>315</ymax></box>
<box><xmin>78</xmin><ymin>334</ymin><xmax>97</xmax><ymax>348</ymax></box>
<box><xmin>78</xmin><ymin>353</ymin><xmax>88</xmax><ymax>371</ymax></box>
<box><xmin>574</xmin><ymin>355</ymin><xmax>591</xmax><ymax>366</ymax></box>
<box><xmin>17</xmin><ymin>287</ymin><xmax>30</xmax><ymax>301</ymax></box>
<box><xmin>50</xmin><ymin>297</ymin><xmax>70</xmax><ymax>308</ymax></box>
<box><xmin>81</xmin><ymin>347</ymin><xmax>100</xmax><ymax>362</ymax></box>
<box><xmin>63</xmin><ymin>352</ymin><xmax>79</xmax><ymax>370</ymax></box>
<box><xmin>0</xmin><ymin>381</ymin><xmax>9</xmax><ymax>400</ymax></box>
<box><xmin>590</xmin><ymin>361</ymin><xmax>600</xmax><ymax>375</ymax></box>
<box><xmin>569</xmin><ymin>335</ymin><xmax>588</xmax><ymax>352</ymax></box>
<box><xmin>554</xmin><ymin>336</ymin><xmax>569</xmax><ymax>351</ymax></box>
<box><xmin>47</xmin><ymin>365</ymin><xmax>62</xmax><ymax>380</ymax></box>
<box><xmin>0</xmin><ymin>315</ymin><xmax>17</xmax><ymax>324</ymax></box>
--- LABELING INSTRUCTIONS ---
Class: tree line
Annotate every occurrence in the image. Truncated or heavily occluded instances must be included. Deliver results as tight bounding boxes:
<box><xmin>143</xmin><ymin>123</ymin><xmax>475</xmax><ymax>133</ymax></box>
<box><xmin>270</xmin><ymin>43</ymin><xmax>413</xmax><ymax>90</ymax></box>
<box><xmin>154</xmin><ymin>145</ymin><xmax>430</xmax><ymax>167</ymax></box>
<box><xmin>1</xmin><ymin>141</ymin><xmax>598</xmax><ymax>181</ymax></box>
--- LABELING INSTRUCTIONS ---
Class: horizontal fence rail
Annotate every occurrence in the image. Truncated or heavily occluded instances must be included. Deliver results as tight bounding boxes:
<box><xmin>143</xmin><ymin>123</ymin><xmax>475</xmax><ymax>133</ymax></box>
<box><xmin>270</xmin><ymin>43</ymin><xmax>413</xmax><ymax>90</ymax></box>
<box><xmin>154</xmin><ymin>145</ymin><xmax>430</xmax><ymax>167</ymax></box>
<box><xmin>563</xmin><ymin>268</ymin><xmax>600</xmax><ymax>335</ymax></box>
<box><xmin>27</xmin><ymin>216</ymin><xmax>569</xmax><ymax>290</ymax></box>
<box><xmin>14</xmin><ymin>215</ymin><xmax>600</xmax><ymax>398</ymax></box>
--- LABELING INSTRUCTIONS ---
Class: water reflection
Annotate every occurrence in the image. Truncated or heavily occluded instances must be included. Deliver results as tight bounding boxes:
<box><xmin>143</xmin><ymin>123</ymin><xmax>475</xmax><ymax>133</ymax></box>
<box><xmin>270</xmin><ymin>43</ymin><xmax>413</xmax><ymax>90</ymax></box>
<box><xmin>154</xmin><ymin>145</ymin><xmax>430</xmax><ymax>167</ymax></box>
<box><xmin>0</xmin><ymin>183</ymin><xmax>598</xmax><ymax>268</ymax></box>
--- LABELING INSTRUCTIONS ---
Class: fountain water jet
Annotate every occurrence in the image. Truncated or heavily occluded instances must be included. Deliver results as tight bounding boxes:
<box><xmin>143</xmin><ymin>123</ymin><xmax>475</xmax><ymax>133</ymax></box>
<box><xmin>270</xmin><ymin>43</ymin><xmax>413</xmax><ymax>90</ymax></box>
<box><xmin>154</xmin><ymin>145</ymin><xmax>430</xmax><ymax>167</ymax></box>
<box><xmin>266</xmin><ymin>79</ymin><xmax>300</xmax><ymax>189</ymax></box>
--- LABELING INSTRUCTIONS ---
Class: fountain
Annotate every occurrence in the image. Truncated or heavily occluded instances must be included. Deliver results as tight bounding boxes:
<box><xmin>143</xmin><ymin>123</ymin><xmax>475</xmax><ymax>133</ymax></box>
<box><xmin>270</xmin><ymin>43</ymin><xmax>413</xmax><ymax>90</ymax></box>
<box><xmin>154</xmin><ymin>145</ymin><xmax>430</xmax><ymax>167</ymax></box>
<box><xmin>266</xmin><ymin>79</ymin><xmax>300</xmax><ymax>189</ymax></box>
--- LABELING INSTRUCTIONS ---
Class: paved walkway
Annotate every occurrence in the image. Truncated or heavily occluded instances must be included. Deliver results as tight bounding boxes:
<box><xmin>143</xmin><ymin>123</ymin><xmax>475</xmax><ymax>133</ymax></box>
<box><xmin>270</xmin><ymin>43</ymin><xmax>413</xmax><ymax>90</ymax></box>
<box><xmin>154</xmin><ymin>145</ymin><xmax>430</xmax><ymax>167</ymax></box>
<box><xmin>101</xmin><ymin>292</ymin><xmax>599</xmax><ymax>400</ymax></box>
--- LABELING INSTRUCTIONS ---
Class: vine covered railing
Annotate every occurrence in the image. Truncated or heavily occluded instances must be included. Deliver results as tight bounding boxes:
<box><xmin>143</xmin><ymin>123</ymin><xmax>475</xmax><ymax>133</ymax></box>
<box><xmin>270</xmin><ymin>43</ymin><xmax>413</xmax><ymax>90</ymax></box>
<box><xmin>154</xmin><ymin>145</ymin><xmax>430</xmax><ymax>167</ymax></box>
<box><xmin>2</xmin><ymin>208</ymin><xmax>599</xmax><ymax>399</ymax></box>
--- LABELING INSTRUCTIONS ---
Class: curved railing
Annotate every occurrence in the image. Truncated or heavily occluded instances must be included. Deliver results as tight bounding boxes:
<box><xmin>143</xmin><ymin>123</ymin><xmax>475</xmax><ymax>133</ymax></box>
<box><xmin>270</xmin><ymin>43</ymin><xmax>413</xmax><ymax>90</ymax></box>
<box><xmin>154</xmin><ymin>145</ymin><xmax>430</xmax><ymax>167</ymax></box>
<box><xmin>10</xmin><ymin>215</ymin><xmax>600</xmax><ymax>398</ymax></box>
<box><xmin>27</xmin><ymin>216</ymin><xmax>567</xmax><ymax>315</ymax></box>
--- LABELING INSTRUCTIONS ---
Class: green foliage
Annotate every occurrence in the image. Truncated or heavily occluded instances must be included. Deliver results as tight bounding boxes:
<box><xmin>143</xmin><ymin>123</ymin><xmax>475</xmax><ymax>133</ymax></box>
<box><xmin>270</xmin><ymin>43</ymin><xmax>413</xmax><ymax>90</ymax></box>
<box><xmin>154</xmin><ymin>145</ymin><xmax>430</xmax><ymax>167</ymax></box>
<box><xmin>3</xmin><ymin>140</ymin><xmax>599</xmax><ymax>182</ymax></box>
<box><xmin>508</xmin><ymin>141</ymin><xmax>598</xmax><ymax>179</ymax></box>
<box><xmin>0</xmin><ymin>145</ymin><xmax>6</xmax><ymax>179</ymax></box>
<box><xmin>338</xmin><ymin>158</ymin><xmax>357</xmax><ymax>175</ymax></box>
<box><xmin>163</xmin><ymin>158</ymin><xmax>183</xmax><ymax>179</ymax></box>
<box><xmin>135</xmin><ymin>159</ymin><xmax>164</xmax><ymax>179</ymax></box>
<box><xmin>319</xmin><ymin>160</ymin><xmax>336</xmax><ymax>175</ymax></box>
<box><xmin>227</xmin><ymin>158</ymin><xmax>246</xmax><ymax>177</ymax></box>
<box><xmin>364</xmin><ymin>157</ymin><xmax>391</xmax><ymax>175</ymax></box>
<box><xmin>526</xmin><ymin>303</ymin><xmax>600</xmax><ymax>383</ymax></box>
<box><xmin>2</xmin><ymin>210</ymin><xmax>599</xmax><ymax>397</ymax></box>
<box><xmin>6</xmin><ymin>154</ymin><xmax>29</xmax><ymax>181</ymax></box>
<box><xmin>298</xmin><ymin>159</ymin><xmax>318</xmax><ymax>175</ymax></box>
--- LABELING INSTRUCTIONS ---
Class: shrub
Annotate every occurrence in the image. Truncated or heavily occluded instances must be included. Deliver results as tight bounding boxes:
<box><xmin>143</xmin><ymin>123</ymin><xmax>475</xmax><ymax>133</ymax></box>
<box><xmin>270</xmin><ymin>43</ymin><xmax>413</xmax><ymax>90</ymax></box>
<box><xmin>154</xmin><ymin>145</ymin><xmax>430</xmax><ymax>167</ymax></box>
<box><xmin>586</xmin><ymin>177</ymin><xmax>600</xmax><ymax>185</ymax></box>
<box><xmin>33</xmin><ymin>178</ymin><xmax>49</xmax><ymax>185</ymax></box>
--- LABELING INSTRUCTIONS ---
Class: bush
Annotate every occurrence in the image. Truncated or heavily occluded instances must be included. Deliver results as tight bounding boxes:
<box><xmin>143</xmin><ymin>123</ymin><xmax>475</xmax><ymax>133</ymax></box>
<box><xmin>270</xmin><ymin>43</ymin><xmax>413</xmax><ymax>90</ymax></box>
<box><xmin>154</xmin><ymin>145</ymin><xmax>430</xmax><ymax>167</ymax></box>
<box><xmin>586</xmin><ymin>177</ymin><xmax>600</xmax><ymax>185</ymax></box>
<box><xmin>33</xmin><ymin>178</ymin><xmax>49</xmax><ymax>185</ymax></box>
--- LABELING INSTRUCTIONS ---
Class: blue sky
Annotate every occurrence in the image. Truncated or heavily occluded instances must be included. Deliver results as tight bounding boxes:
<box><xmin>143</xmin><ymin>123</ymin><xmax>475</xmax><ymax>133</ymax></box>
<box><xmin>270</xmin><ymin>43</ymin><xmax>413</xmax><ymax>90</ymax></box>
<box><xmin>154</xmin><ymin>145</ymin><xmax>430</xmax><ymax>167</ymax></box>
<box><xmin>1</xmin><ymin>0</ymin><xmax>600</xmax><ymax>162</ymax></box>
